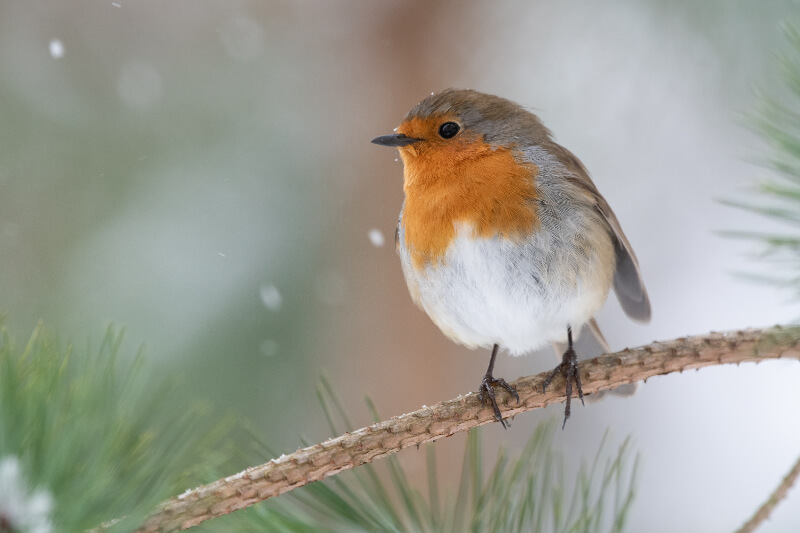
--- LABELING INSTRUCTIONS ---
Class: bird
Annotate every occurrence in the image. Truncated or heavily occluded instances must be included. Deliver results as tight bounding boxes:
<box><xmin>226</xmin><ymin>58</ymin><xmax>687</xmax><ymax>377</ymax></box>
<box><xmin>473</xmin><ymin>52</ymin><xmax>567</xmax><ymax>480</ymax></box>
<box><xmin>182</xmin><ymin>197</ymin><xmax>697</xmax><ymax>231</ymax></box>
<box><xmin>371</xmin><ymin>89</ymin><xmax>650</xmax><ymax>428</ymax></box>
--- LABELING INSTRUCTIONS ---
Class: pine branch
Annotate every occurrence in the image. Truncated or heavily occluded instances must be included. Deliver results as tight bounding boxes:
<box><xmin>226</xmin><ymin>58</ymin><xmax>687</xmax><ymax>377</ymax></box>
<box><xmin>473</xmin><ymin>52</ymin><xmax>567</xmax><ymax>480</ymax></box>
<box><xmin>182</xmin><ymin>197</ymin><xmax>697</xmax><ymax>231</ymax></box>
<box><xmin>136</xmin><ymin>326</ymin><xmax>800</xmax><ymax>532</ymax></box>
<box><xmin>735</xmin><ymin>452</ymin><xmax>800</xmax><ymax>533</ymax></box>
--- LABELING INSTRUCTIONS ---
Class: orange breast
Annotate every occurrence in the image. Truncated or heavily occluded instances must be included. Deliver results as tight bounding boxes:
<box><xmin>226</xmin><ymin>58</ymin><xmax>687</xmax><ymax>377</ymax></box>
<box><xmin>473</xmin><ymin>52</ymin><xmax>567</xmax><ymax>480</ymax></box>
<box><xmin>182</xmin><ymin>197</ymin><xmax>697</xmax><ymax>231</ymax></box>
<box><xmin>400</xmin><ymin>141</ymin><xmax>539</xmax><ymax>269</ymax></box>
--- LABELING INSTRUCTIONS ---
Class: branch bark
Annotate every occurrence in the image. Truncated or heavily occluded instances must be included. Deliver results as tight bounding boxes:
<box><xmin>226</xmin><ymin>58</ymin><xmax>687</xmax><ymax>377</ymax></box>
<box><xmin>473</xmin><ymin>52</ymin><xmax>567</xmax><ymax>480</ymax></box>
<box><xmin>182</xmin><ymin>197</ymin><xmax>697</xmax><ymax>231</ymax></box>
<box><xmin>138</xmin><ymin>326</ymin><xmax>800</xmax><ymax>532</ymax></box>
<box><xmin>735</xmin><ymin>452</ymin><xmax>800</xmax><ymax>533</ymax></box>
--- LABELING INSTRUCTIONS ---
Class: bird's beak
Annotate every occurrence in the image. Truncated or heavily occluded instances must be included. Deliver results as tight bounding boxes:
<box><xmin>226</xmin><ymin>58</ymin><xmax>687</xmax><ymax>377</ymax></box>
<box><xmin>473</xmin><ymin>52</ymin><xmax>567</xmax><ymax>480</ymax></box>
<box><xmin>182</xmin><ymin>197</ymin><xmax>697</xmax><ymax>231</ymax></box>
<box><xmin>370</xmin><ymin>133</ymin><xmax>421</xmax><ymax>147</ymax></box>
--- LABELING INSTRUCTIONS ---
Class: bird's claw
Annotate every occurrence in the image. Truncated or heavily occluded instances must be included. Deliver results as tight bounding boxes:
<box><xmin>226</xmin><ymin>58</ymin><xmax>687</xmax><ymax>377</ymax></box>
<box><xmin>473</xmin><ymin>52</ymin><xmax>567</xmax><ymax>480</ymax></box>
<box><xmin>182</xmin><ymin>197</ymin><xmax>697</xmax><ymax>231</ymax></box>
<box><xmin>542</xmin><ymin>347</ymin><xmax>584</xmax><ymax>429</ymax></box>
<box><xmin>478</xmin><ymin>375</ymin><xmax>519</xmax><ymax>429</ymax></box>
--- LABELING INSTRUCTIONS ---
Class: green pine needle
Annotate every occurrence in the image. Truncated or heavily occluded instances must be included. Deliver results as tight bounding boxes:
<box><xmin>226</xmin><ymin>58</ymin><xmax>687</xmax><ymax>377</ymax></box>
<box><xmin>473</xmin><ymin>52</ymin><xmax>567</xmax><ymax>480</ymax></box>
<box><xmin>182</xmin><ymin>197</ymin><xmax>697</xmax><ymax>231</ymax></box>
<box><xmin>0</xmin><ymin>321</ymin><xmax>221</xmax><ymax>532</ymax></box>
<box><xmin>726</xmin><ymin>23</ymin><xmax>800</xmax><ymax>293</ymax></box>
<box><xmin>219</xmin><ymin>377</ymin><xmax>638</xmax><ymax>533</ymax></box>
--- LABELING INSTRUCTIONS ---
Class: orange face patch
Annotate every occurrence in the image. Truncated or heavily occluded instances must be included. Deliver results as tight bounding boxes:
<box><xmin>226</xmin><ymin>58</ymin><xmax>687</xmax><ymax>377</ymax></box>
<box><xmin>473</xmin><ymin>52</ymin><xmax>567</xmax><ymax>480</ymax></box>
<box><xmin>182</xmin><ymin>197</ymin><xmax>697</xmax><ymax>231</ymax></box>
<box><xmin>397</xmin><ymin>117</ymin><xmax>539</xmax><ymax>269</ymax></box>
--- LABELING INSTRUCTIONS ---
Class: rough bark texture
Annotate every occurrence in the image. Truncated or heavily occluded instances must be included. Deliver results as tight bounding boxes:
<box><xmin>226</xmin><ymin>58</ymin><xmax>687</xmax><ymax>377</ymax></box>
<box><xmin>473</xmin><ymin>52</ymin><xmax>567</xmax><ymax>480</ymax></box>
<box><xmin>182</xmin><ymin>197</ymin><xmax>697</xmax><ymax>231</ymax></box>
<box><xmin>735</xmin><ymin>452</ymin><xmax>800</xmax><ymax>533</ymax></box>
<box><xmin>137</xmin><ymin>326</ymin><xmax>800</xmax><ymax>532</ymax></box>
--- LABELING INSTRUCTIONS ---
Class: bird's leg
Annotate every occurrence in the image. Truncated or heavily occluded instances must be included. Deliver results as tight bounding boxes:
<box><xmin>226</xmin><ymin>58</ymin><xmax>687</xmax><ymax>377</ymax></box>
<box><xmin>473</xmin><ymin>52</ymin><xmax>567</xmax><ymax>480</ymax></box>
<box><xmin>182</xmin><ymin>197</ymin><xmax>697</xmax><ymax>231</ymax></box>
<box><xmin>478</xmin><ymin>344</ymin><xmax>519</xmax><ymax>429</ymax></box>
<box><xmin>542</xmin><ymin>326</ymin><xmax>585</xmax><ymax>429</ymax></box>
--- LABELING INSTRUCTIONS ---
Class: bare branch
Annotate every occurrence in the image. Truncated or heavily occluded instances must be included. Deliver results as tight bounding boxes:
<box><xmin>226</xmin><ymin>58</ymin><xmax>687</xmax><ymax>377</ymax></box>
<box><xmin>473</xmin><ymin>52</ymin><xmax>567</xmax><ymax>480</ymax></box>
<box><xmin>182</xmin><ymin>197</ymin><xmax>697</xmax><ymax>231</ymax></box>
<box><xmin>735</xmin><ymin>453</ymin><xmax>800</xmax><ymax>533</ymax></box>
<box><xmin>137</xmin><ymin>326</ymin><xmax>800</xmax><ymax>532</ymax></box>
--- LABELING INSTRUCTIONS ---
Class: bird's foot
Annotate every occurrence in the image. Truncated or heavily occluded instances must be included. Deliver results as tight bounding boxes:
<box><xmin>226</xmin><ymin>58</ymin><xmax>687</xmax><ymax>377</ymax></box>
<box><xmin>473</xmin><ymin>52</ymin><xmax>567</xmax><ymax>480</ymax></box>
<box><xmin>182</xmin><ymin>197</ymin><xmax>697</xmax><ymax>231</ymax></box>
<box><xmin>478</xmin><ymin>374</ymin><xmax>519</xmax><ymax>429</ymax></box>
<box><xmin>542</xmin><ymin>347</ymin><xmax>584</xmax><ymax>429</ymax></box>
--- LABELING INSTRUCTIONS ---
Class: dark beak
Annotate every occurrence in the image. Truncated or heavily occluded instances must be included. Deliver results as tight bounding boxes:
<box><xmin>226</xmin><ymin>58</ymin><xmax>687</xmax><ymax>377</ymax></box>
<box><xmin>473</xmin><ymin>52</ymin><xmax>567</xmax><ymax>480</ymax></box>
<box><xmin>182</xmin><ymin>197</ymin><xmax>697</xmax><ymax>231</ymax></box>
<box><xmin>371</xmin><ymin>133</ymin><xmax>421</xmax><ymax>147</ymax></box>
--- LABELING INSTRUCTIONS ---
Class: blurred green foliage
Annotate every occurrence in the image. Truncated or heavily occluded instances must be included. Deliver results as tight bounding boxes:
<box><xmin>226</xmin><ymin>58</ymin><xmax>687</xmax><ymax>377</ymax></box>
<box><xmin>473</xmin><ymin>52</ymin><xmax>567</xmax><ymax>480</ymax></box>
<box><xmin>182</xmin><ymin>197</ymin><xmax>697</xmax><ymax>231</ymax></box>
<box><xmin>0</xmin><ymin>321</ymin><xmax>223</xmax><ymax>532</ymax></box>
<box><xmin>0</xmin><ymin>323</ymin><xmax>637</xmax><ymax>532</ymax></box>
<box><xmin>204</xmin><ymin>378</ymin><xmax>638</xmax><ymax>533</ymax></box>
<box><xmin>724</xmin><ymin>23</ymin><xmax>800</xmax><ymax>301</ymax></box>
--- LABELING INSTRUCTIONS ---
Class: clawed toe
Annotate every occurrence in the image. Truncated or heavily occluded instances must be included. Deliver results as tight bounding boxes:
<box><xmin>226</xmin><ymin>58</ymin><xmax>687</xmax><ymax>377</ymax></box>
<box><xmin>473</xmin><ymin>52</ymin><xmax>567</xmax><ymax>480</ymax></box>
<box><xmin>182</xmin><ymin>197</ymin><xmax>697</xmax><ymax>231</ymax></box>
<box><xmin>478</xmin><ymin>344</ymin><xmax>519</xmax><ymax>429</ymax></box>
<box><xmin>479</xmin><ymin>375</ymin><xmax>519</xmax><ymax>429</ymax></box>
<box><xmin>543</xmin><ymin>345</ymin><xmax>585</xmax><ymax>429</ymax></box>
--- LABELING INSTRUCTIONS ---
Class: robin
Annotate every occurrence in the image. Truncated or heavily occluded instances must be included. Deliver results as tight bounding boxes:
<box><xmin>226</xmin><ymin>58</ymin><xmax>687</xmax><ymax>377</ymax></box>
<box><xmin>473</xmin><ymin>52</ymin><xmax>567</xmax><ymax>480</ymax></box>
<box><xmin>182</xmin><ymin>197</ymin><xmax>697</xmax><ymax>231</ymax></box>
<box><xmin>371</xmin><ymin>89</ymin><xmax>650</xmax><ymax>428</ymax></box>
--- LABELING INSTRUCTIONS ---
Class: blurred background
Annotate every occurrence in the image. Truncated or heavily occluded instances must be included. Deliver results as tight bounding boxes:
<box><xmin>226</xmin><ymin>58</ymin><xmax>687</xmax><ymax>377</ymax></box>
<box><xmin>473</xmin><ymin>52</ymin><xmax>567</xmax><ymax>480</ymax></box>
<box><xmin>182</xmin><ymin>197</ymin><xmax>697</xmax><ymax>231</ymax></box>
<box><xmin>1</xmin><ymin>0</ymin><xmax>799</xmax><ymax>531</ymax></box>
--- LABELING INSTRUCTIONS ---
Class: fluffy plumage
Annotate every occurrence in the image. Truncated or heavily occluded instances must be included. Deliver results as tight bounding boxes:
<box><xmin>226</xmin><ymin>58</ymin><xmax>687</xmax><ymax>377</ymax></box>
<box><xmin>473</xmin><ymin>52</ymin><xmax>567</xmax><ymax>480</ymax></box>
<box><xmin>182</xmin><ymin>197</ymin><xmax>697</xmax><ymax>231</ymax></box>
<box><xmin>394</xmin><ymin>89</ymin><xmax>649</xmax><ymax>355</ymax></box>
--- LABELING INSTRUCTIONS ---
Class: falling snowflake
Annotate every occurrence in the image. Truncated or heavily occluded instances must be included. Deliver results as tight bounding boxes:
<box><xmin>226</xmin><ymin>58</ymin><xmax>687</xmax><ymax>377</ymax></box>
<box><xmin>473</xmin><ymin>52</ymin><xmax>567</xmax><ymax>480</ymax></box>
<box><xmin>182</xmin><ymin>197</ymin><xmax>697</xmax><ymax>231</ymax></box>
<box><xmin>48</xmin><ymin>40</ymin><xmax>64</xmax><ymax>59</ymax></box>
<box><xmin>259</xmin><ymin>283</ymin><xmax>282</xmax><ymax>311</ymax></box>
<box><xmin>368</xmin><ymin>229</ymin><xmax>385</xmax><ymax>247</ymax></box>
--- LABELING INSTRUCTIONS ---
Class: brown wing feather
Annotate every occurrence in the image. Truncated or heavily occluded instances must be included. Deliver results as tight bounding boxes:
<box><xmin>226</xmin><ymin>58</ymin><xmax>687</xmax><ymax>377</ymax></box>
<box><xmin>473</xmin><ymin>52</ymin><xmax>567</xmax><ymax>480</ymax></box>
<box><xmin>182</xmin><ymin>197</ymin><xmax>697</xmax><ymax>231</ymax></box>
<box><xmin>548</xmin><ymin>143</ymin><xmax>652</xmax><ymax>323</ymax></box>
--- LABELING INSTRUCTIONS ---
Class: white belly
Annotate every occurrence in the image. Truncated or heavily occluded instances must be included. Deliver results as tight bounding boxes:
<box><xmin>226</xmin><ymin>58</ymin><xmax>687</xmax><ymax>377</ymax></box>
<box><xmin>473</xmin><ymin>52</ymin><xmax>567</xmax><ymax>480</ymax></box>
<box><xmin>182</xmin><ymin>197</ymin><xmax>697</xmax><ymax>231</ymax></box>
<box><xmin>399</xmin><ymin>222</ymin><xmax>614</xmax><ymax>355</ymax></box>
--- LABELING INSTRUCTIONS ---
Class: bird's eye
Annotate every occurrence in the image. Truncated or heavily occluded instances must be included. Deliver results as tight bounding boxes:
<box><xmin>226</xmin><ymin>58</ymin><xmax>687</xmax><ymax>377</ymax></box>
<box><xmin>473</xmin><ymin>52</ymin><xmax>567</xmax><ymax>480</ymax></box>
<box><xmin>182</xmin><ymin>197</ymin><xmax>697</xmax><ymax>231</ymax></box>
<box><xmin>438</xmin><ymin>122</ymin><xmax>460</xmax><ymax>139</ymax></box>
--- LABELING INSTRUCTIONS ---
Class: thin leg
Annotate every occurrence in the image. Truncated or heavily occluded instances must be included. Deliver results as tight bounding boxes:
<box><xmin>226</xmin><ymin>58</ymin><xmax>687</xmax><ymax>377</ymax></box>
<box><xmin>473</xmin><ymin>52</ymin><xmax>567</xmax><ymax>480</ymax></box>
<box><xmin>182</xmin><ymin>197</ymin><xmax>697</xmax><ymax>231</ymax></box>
<box><xmin>478</xmin><ymin>344</ymin><xmax>519</xmax><ymax>429</ymax></box>
<box><xmin>542</xmin><ymin>326</ymin><xmax>585</xmax><ymax>429</ymax></box>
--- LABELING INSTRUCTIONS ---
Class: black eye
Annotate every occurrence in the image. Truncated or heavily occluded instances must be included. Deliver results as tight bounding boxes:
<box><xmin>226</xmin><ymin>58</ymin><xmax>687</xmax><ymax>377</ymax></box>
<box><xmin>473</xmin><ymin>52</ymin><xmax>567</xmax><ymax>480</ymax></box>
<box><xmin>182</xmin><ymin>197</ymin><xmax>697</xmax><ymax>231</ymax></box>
<box><xmin>438</xmin><ymin>122</ymin><xmax>460</xmax><ymax>139</ymax></box>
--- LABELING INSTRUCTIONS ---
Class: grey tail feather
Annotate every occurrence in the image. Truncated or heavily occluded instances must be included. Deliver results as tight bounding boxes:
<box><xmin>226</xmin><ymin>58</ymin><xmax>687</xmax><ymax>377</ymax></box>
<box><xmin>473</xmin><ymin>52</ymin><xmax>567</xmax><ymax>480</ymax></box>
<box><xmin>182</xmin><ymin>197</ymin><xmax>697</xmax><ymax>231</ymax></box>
<box><xmin>613</xmin><ymin>248</ymin><xmax>651</xmax><ymax>323</ymax></box>
<box><xmin>586</xmin><ymin>317</ymin><xmax>611</xmax><ymax>354</ymax></box>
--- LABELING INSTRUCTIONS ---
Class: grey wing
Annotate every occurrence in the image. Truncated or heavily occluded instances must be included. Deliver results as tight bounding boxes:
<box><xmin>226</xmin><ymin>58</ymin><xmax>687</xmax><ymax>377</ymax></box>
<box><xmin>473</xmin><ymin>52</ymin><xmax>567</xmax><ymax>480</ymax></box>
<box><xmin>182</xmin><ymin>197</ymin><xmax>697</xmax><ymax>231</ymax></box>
<box><xmin>599</xmin><ymin>195</ymin><xmax>651</xmax><ymax>322</ymax></box>
<box><xmin>549</xmin><ymin>143</ymin><xmax>652</xmax><ymax>323</ymax></box>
